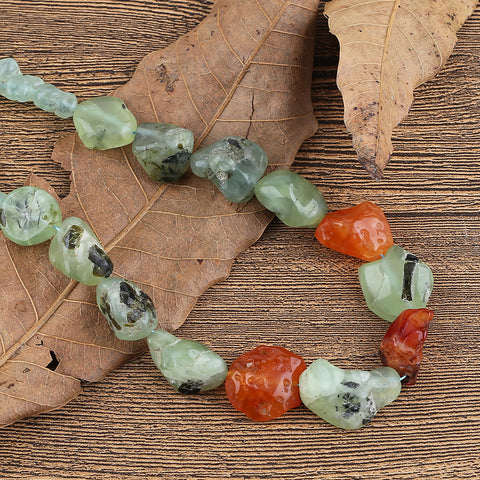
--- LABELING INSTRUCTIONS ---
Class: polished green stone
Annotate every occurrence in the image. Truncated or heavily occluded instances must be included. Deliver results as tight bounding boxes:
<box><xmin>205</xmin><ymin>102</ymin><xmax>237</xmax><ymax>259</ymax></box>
<box><xmin>147</xmin><ymin>330</ymin><xmax>228</xmax><ymax>394</ymax></box>
<box><xmin>359</xmin><ymin>245</ymin><xmax>434</xmax><ymax>322</ymax></box>
<box><xmin>132</xmin><ymin>122</ymin><xmax>194</xmax><ymax>183</ymax></box>
<box><xmin>34</xmin><ymin>83</ymin><xmax>77</xmax><ymax>119</ymax></box>
<box><xmin>0</xmin><ymin>58</ymin><xmax>20</xmax><ymax>82</ymax></box>
<box><xmin>73</xmin><ymin>96</ymin><xmax>137</xmax><ymax>149</ymax></box>
<box><xmin>190</xmin><ymin>136</ymin><xmax>268</xmax><ymax>202</ymax></box>
<box><xmin>2</xmin><ymin>74</ymin><xmax>44</xmax><ymax>102</ymax></box>
<box><xmin>254</xmin><ymin>170</ymin><xmax>327</xmax><ymax>227</ymax></box>
<box><xmin>49</xmin><ymin>217</ymin><xmax>113</xmax><ymax>286</ymax></box>
<box><xmin>97</xmin><ymin>278</ymin><xmax>158</xmax><ymax>340</ymax></box>
<box><xmin>299</xmin><ymin>358</ymin><xmax>401</xmax><ymax>430</ymax></box>
<box><xmin>0</xmin><ymin>186</ymin><xmax>62</xmax><ymax>246</ymax></box>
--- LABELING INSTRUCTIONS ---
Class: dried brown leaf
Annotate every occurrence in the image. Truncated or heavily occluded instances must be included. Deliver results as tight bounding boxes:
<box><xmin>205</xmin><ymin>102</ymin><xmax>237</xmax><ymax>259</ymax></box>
<box><xmin>0</xmin><ymin>0</ymin><xmax>320</xmax><ymax>427</ymax></box>
<box><xmin>324</xmin><ymin>0</ymin><xmax>478</xmax><ymax>179</ymax></box>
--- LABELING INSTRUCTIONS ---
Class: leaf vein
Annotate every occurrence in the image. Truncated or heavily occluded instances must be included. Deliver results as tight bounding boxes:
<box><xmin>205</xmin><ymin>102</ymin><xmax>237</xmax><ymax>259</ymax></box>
<box><xmin>174</xmin><ymin>43</ymin><xmax>208</xmax><ymax>127</ymax></box>
<box><xmin>36</xmin><ymin>332</ymin><xmax>139</xmax><ymax>355</ymax></box>
<box><xmin>399</xmin><ymin>4</ymin><xmax>444</xmax><ymax>67</ymax></box>
<box><xmin>217</xmin><ymin>5</ymin><xmax>245</xmax><ymax>66</ymax></box>
<box><xmin>122</xmin><ymin>147</ymin><xmax>149</xmax><ymax>204</ymax></box>
<box><xmin>2</xmin><ymin>236</ymin><xmax>38</xmax><ymax>325</ymax></box>
<box><xmin>114</xmin><ymin>245</ymin><xmax>232</xmax><ymax>262</ymax></box>
<box><xmin>195</xmin><ymin>0</ymin><xmax>294</xmax><ymax>146</ymax></box>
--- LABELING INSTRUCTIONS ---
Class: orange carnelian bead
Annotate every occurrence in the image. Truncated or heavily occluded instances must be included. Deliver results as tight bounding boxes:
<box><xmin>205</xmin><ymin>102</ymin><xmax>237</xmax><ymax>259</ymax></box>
<box><xmin>225</xmin><ymin>345</ymin><xmax>306</xmax><ymax>421</ymax></box>
<box><xmin>315</xmin><ymin>201</ymin><xmax>394</xmax><ymax>261</ymax></box>
<box><xmin>379</xmin><ymin>308</ymin><xmax>434</xmax><ymax>385</ymax></box>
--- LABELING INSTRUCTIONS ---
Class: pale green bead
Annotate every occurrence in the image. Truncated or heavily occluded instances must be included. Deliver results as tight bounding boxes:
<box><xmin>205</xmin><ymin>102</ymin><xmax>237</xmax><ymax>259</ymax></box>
<box><xmin>254</xmin><ymin>170</ymin><xmax>327</xmax><ymax>227</ymax></box>
<box><xmin>190</xmin><ymin>136</ymin><xmax>268</xmax><ymax>203</ymax></box>
<box><xmin>73</xmin><ymin>96</ymin><xmax>137</xmax><ymax>149</ymax></box>
<box><xmin>96</xmin><ymin>277</ymin><xmax>158</xmax><ymax>340</ymax></box>
<box><xmin>2</xmin><ymin>74</ymin><xmax>44</xmax><ymax>102</ymax></box>
<box><xmin>299</xmin><ymin>359</ymin><xmax>401</xmax><ymax>430</ymax></box>
<box><xmin>132</xmin><ymin>122</ymin><xmax>194</xmax><ymax>182</ymax></box>
<box><xmin>0</xmin><ymin>186</ymin><xmax>62</xmax><ymax>246</ymax></box>
<box><xmin>359</xmin><ymin>245</ymin><xmax>434</xmax><ymax>322</ymax></box>
<box><xmin>0</xmin><ymin>58</ymin><xmax>20</xmax><ymax>82</ymax></box>
<box><xmin>34</xmin><ymin>83</ymin><xmax>77</xmax><ymax>119</ymax></box>
<box><xmin>147</xmin><ymin>330</ymin><xmax>228</xmax><ymax>394</ymax></box>
<box><xmin>49</xmin><ymin>217</ymin><xmax>113</xmax><ymax>286</ymax></box>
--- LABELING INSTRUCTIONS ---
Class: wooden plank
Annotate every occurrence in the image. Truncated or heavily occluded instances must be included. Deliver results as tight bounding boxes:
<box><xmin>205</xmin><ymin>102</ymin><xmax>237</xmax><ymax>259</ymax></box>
<box><xmin>0</xmin><ymin>1</ymin><xmax>479</xmax><ymax>479</ymax></box>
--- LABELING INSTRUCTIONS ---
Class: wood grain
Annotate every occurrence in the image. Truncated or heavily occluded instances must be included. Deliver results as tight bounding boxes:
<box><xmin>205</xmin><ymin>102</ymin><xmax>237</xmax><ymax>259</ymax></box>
<box><xmin>0</xmin><ymin>1</ymin><xmax>479</xmax><ymax>479</ymax></box>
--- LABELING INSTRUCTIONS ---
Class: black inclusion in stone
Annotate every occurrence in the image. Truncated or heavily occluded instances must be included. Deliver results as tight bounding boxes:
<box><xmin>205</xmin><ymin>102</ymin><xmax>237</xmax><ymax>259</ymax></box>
<box><xmin>227</xmin><ymin>137</ymin><xmax>242</xmax><ymax>150</ymax></box>
<box><xmin>88</xmin><ymin>245</ymin><xmax>113</xmax><ymax>278</ymax></box>
<box><xmin>119</xmin><ymin>281</ymin><xmax>156</xmax><ymax>325</ymax></box>
<box><xmin>159</xmin><ymin>151</ymin><xmax>191</xmax><ymax>182</ymax></box>
<box><xmin>0</xmin><ymin>209</ymin><xmax>6</xmax><ymax>227</ymax></box>
<box><xmin>342</xmin><ymin>381</ymin><xmax>360</xmax><ymax>389</ymax></box>
<box><xmin>99</xmin><ymin>294</ymin><xmax>121</xmax><ymax>330</ymax></box>
<box><xmin>119</xmin><ymin>281</ymin><xmax>137</xmax><ymax>307</ymax></box>
<box><xmin>342</xmin><ymin>392</ymin><xmax>361</xmax><ymax>419</ymax></box>
<box><xmin>178</xmin><ymin>380</ymin><xmax>203</xmax><ymax>395</ymax></box>
<box><xmin>402</xmin><ymin>253</ymin><xmax>419</xmax><ymax>301</ymax></box>
<box><xmin>63</xmin><ymin>225</ymin><xmax>84</xmax><ymax>249</ymax></box>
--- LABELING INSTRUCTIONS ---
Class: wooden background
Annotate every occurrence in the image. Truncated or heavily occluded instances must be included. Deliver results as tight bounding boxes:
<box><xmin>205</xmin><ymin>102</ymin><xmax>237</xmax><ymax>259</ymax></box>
<box><xmin>0</xmin><ymin>1</ymin><xmax>479</xmax><ymax>478</ymax></box>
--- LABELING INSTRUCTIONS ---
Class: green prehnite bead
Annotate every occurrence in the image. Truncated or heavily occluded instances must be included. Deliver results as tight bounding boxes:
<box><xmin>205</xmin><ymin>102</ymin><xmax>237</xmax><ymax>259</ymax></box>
<box><xmin>190</xmin><ymin>136</ymin><xmax>268</xmax><ymax>203</ymax></box>
<box><xmin>2</xmin><ymin>74</ymin><xmax>44</xmax><ymax>102</ymax></box>
<box><xmin>0</xmin><ymin>186</ymin><xmax>62</xmax><ymax>246</ymax></box>
<box><xmin>358</xmin><ymin>245</ymin><xmax>434</xmax><ymax>322</ymax></box>
<box><xmin>254</xmin><ymin>170</ymin><xmax>327</xmax><ymax>227</ymax></box>
<box><xmin>147</xmin><ymin>330</ymin><xmax>228</xmax><ymax>394</ymax></box>
<box><xmin>299</xmin><ymin>359</ymin><xmax>401</xmax><ymax>430</ymax></box>
<box><xmin>34</xmin><ymin>83</ymin><xmax>77</xmax><ymax>119</ymax></box>
<box><xmin>132</xmin><ymin>122</ymin><xmax>194</xmax><ymax>183</ymax></box>
<box><xmin>96</xmin><ymin>277</ymin><xmax>158</xmax><ymax>340</ymax></box>
<box><xmin>49</xmin><ymin>217</ymin><xmax>113</xmax><ymax>286</ymax></box>
<box><xmin>0</xmin><ymin>192</ymin><xmax>7</xmax><ymax>209</ymax></box>
<box><xmin>0</xmin><ymin>58</ymin><xmax>20</xmax><ymax>82</ymax></box>
<box><xmin>73</xmin><ymin>96</ymin><xmax>137</xmax><ymax>150</ymax></box>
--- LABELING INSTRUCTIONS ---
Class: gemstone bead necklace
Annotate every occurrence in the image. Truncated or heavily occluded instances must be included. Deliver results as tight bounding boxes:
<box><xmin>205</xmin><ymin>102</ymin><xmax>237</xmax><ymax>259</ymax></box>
<box><xmin>0</xmin><ymin>58</ymin><xmax>435</xmax><ymax>430</ymax></box>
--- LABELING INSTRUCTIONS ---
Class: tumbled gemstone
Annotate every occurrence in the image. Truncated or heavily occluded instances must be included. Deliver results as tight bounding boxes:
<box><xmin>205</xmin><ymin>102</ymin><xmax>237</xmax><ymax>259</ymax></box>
<box><xmin>254</xmin><ymin>170</ymin><xmax>327</xmax><ymax>227</ymax></box>
<box><xmin>380</xmin><ymin>308</ymin><xmax>434</xmax><ymax>385</ymax></box>
<box><xmin>34</xmin><ymin>83</ymin><xmax>77</xmax><ymax>119</ymax></box>
<box><xmin>73</xmin><ymin>96</ymin><xmax>137</xmax><ymax>149</ymax></box>
<box><xmin>190</xmin><ymin>136</ymin><xmax>268</xmax><ymax>202</ymax></box>
<box><xmin>225</xmin><ymin>345</ymin><xmax>306</xmax><ymax>421</ymax></box>
<box><xmin>0</xmin><ymin>186</ymin><xmax>62</xmax><ymax>246</ymax></box>
<box><xmin>147</xmin><ymin>330</ymin><xmax>227</xmax><ymax>393</ymax></box>
<box><xmin>132</xmin><ymin>122</ymin><xmax>194</xmax><ymax>183</ymax></box>
<box><xmin>359</xmin><ymin>245</ymin><xmax>434</xmax><ymax>322</ymax></box>
<box><xmin>315</xmin><ymin>201</ymin><xmax>394</xmax><ymax>261</ymax></box>
<box><xmin>299</xmin><ymin>358</ymin><xmax>401</xmax><ymax>429</ymax></box>
<box><xmin>2</xmin><ymin>74</ymin><xmax>44</xmax><ymax>102</ymax></box>
<box><xmin>49</xmin><ymin>217</ymin><xmax>113</xmax><ymax>286</ymax></box>
<box><xmin>0</xmin><ymin>58</ymin><xmax>20</xmax><ymax>82</ymax></box>
<box><xmin>96</xmin><ymin>278</ymin><xmax>158</xmax><ymax>340</ymax></box>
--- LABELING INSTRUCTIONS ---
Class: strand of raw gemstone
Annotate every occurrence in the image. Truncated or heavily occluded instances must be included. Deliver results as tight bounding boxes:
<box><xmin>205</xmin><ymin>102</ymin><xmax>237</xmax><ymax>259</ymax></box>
<box><xmin>0</xmin><ymin>58</ymin><xmax>435</xmax><ymax>429</ymax></box>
